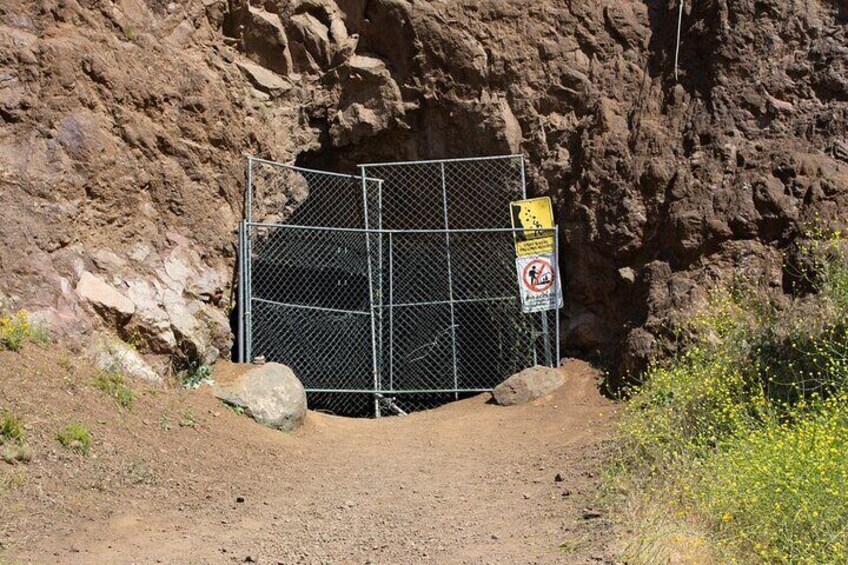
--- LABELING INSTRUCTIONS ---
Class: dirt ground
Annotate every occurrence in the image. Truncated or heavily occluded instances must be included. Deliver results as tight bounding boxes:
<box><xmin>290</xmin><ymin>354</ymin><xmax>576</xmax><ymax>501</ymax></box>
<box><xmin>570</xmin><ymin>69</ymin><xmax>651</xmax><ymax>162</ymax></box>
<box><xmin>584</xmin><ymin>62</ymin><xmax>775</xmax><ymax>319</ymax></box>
<box><xmin>0</xmin><ymin>345</ymin><xmax>617</xmax><ymax>564</ymax></box>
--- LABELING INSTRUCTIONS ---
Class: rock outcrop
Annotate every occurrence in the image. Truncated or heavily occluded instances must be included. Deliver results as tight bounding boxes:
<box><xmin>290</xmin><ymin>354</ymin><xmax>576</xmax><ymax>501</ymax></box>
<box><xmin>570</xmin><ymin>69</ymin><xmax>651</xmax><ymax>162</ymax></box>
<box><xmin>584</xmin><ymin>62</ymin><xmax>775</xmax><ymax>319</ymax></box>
<box><xmin>0</xmin><ymin>0</ymin><xmax>846</xmax><ymax>383</ymax></box>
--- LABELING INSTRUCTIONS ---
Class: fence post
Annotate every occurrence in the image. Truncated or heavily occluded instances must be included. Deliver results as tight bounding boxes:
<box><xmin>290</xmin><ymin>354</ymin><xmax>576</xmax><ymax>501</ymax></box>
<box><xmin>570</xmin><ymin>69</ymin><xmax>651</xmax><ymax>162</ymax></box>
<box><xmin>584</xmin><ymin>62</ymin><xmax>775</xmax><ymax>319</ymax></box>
<box><xmin>555</xmin><ymin>226</ymin><xmax>561</xmax><ymax>367</ymax></box>
<box><xmin>388</xmin><ymin>231</ymin><xmax>394</xmax><ymax>393</ymax></box>
<box><xmin>246</xmin><ymin>156</ymin><xmax>253</xmax><ymax>224</ymax></box>
<box><xmin>238</xmin><ymin>221</ymin><xmax>245</xmax><ymax>364</ymax></box>
<box><xmin>441</xmin><ymin>162</ymin><xmax>459</xmax><ymax>399</ymax></box>
<box><xmin>361</xmin><ymin>169</ymin><xmax>381</xmax><ymax>417</ymax></box>
<box><xmin>243</xmin><ymin>157</ymin><xmax>253</xmax><ymax>363</ymax></box>
<box><xmin>245</xmin><ymin>222</ymin><xmax>252</xmax><ymax>363</ymax></box>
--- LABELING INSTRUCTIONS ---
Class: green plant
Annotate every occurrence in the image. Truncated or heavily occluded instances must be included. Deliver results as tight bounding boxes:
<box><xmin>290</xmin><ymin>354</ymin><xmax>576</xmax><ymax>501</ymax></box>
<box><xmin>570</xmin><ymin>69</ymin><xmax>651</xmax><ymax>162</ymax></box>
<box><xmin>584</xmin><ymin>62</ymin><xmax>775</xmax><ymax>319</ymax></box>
<box><xmin>122</xmin><ymin>24</ymin><xmax>135</xmax><ymax>42</ymax></box>
<box><xmin>0</xmin><ymin>410</ymin><xmax>25</xmax><ymax>445</ymax></box>
<box><xmin>92</xmin><ymin>371</ymin><xmax>135</xmax><ymax>409</ymax></box>
<box><xmin>0</xmin><ymin>468</ymin><xmax>27</xmax><ymax>494</ymax></box>
<box><xmin>180</xmin><ymin>363</ymin><xmax>213</xmax><ymax>389</ymax></box>
<box><xmin>179</xmin><ymin>409</ymin><xmax>198</xmax><ymax>428</ymax></box>
<box><xmin>124</xmin><ymin>460</ymin><xmax>157</xmax><ymax>486</ymax></box>
<box><xmin>227</xmin><ymin>403</ymin><xmax>245</xmax><ymax>416</ymax></box>
<box><xmin>56</xmin><ymin>423</ymin><xmax>91</xmax><ymax>455</ymax></box>
<box><xmin>0</xmin><ymin>310</ymin><xmax>49</xmax><ymax>351</ymax></box>
<box><xmin>694</xmin><ymin>393</ymin><xmax>848</xmax><ymax>564</ymax></box>
<box><xmin>0</xmin><ymin>410</ymin><xmax>32</xmax><ymax>464</ymax></box>
<box><xmin>57</xmin><ymin>354</ymin><xmax>73</xmax><ymax>372</ymax></box>
<box><xmin>614</xmin><ymin>227</ymin><xmax>848</xmax><ymax>563</ymax></box>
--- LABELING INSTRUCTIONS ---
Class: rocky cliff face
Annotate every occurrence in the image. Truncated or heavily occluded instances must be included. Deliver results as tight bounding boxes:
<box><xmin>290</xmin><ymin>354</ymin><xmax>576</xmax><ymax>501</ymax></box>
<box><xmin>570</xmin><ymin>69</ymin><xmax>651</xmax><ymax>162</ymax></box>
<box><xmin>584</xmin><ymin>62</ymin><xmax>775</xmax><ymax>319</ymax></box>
<box><xmin>1</xmin><ymin>0</ymin><xmax>846</xmax><ymax>379</ymax></box>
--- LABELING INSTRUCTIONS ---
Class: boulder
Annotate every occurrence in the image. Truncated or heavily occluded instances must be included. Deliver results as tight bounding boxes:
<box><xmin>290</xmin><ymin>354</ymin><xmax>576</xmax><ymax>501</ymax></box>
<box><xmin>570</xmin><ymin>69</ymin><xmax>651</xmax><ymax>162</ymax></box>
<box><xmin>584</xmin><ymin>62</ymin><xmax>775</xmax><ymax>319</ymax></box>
<box><xmin>229</xmin><ymin>3</ymin><xmax>293</xmax><ymax>75</ymax></box>
<box><xmin>214</xmin><ymin>363</ymin><xmax>307</xmax><ymax>431</ymax></box>
<box><xmin>93</xmin><ymin>335</ymin><xmax>162</xmax><ymax>383</ymax></box>
<box><xmin>492</xmin><ymin>365</ymin><xmax>564</xmax><ymax>406</ymax></box>
<box><xmin>288</xmin><ymin>12</ymin><xmax>332</xmax><ymax>72</ymax></box>
<box><xmin>328</xmin><ymin>55</ymin><xmax>404</xmax><ymax>146</ymax></box>
<box><xmin>76</xmin><ymin>271</ymin><xmax>135</xmax><ymax>324</ymax></box>
<box><xmin>236</xmin><ymin>60</ymin><xmax>291</xmax><ymax>96</ymax></box>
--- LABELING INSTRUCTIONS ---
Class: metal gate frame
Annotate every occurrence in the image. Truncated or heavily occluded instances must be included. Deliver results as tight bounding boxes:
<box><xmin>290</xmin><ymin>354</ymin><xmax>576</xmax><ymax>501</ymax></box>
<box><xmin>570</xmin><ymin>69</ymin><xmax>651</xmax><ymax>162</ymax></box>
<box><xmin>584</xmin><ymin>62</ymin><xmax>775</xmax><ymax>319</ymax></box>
<box><xmin>238</xmin><ymin>155</ymin><xmax>560</xmax><ymax>416</ymax></box>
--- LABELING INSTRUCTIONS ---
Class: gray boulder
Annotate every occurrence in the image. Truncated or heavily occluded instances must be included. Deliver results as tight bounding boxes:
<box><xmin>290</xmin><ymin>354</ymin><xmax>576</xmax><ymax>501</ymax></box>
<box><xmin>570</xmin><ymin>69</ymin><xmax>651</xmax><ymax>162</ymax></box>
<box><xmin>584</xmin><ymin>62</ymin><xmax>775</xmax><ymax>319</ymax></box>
<box><xmin>214</xmin><ymin>363</ymin><xmax>307</xmax><ymax>431</ymax></box>
<box><xmin>492</xmin><ymin>365</ymin><xmax>564</xmax><ymax>406</ymax></box>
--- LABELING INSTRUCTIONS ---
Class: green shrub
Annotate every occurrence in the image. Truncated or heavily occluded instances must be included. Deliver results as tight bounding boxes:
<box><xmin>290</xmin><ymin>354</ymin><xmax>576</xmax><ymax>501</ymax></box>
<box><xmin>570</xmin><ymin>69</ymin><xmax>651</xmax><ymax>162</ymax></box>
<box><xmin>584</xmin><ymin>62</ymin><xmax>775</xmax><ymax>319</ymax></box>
<box><xmin>56</xmin><ymin>423</ymin><xmax>91</xmax><ymax>455</ymax></box>
<box><xmin>92</xmin><ymin>371</ymin><xmax>135</xmax><ymax>409</ymax></box>
<box><xmin>615</xmin><ymin>228</ymin><xmax>848</xmax><ymax>563</ymax></box>
<box><xmin>695</xmin><ymin>393</ymin><xmax>848</xmax><ymax>564</ymax></box>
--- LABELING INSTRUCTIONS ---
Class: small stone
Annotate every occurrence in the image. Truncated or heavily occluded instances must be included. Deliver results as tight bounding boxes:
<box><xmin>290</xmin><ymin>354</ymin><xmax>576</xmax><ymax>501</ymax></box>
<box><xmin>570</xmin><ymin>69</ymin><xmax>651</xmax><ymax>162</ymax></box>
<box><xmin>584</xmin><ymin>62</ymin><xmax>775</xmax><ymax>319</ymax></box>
<box><xmin>554</xmin><ymin>473</ymin><xmax>564</xmax><ymax>482</ymax></box>
<box><xmin>236</xmin><ymin>496</ymin><xmax>245</xmax><ymax>503</ymax></box>
<box><xmin>581</xmin><ymin>509</ymin><xmax>602</xmax><ymax>520</ymax></box>
<box><xmin>522</xmin><ymin>493</ymin><xmax>530</xmax><ymax>500</ymax></box>
<box><xmin>561</xmin><ymin>489</ymin><xmax>572</xmax><ymax>497</ymax></box>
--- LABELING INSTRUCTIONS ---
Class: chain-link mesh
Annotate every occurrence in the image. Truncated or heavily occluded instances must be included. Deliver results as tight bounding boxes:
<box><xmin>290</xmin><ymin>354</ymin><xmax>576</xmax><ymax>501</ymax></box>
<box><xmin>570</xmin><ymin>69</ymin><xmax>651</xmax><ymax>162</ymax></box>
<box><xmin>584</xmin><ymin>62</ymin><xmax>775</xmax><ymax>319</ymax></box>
<box><xmin>248</xmin><ymin>158</ymin><xmax>367</xmax><ymax>227</ymax></box>
<box><xmin>241</xmin><ymin>156</ymin><xmax>560</xmax><ymax>417</ymax></box>
<box><xmin>359</xmin><ymin>156</ymin><xmax>525</xmax><ymax>230</ymax></box>
<box><xmin>374</xmin><ymin>228</ymin><xmax>558</xmax><ymax>413</ymax></box>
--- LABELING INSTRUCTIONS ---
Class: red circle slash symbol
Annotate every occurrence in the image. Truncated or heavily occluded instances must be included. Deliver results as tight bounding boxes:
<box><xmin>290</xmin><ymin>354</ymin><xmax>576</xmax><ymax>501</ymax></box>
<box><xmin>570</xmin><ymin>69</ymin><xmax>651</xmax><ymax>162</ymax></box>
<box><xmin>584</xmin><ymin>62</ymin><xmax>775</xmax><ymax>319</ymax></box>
<box><xmin>522</xmin><ymin>258</ymin><xmax>554</xmax><ymax>292</ymax></box>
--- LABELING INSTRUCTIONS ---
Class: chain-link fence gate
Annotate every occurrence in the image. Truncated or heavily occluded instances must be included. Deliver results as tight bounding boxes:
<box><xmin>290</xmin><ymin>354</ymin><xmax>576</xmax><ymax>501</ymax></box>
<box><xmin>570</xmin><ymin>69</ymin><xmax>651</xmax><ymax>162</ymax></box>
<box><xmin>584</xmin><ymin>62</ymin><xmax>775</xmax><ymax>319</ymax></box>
<box><xmin>238</xmin><ymin>155</ymin><xmax>560</xmax><ymax>417</ymax></box>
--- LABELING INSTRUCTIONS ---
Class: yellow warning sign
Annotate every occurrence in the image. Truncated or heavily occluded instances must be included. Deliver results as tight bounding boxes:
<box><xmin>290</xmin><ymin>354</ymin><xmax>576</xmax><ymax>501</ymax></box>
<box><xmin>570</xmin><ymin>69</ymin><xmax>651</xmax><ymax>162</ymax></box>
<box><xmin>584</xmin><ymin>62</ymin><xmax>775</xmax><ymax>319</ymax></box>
<box><xmin>510</xmin><ymin>197</ymin><xmax>554</xmax><ymax>256</ymax></box>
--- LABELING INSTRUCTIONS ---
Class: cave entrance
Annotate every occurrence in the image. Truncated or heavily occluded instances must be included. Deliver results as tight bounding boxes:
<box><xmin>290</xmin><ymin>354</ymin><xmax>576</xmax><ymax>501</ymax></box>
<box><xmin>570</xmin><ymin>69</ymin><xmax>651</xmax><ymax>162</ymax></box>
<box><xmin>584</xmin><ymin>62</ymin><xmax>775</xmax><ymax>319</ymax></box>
<box><xmin>237</xmin><ymin>156</ymin><xmax>560</xmax><ymax>417</ymax></box>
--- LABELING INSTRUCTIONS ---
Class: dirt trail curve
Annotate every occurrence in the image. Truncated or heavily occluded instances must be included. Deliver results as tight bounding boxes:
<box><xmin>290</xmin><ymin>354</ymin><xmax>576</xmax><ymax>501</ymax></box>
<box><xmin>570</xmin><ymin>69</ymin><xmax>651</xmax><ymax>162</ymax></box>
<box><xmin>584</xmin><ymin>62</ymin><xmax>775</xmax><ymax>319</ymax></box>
<box><xmin>2</xmin><ymin>352</ymin><xmax>616</xmax><ymax>564</ymax></box>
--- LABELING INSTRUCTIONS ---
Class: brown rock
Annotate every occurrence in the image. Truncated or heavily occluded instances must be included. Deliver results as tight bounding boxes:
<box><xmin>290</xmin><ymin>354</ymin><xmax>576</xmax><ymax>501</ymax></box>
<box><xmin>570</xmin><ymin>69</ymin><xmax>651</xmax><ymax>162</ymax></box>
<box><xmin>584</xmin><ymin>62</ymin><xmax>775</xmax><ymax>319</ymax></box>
<box><xmin>236</xmin><ymin>60</ymin><xmax>291</xmax><ymax>95</ymax></box>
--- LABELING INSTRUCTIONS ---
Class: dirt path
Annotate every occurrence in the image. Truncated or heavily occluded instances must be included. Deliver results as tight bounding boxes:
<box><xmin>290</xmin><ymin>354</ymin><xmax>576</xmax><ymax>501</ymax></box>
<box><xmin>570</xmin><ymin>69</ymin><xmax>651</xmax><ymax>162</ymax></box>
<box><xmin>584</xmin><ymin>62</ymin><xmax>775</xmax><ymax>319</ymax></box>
<box><xmin>1</xmin><ymin>349</ymin><xmax>617</xmax><ymax>564</ymax></box>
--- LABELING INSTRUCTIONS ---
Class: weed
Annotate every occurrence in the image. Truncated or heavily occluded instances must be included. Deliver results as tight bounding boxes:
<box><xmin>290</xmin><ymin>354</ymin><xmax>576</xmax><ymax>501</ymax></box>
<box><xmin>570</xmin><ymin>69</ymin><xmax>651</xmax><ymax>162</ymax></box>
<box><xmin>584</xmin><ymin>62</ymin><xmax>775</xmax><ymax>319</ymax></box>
<box><xmin>92</xmin><ymin>371</ymin><xmax>135</xmax><ymax>409</ymax></box>
<box><xmin>1</xmin><ymin>444</ymin><xmax>33</xmax><ymax>464</ymax></box>
<box><xmin>180</xmin><ymin>363</ymin><xmax>213</xmax><ymax>389</ymax></box>
<box><xmin>125</xmin><ymin>460</ymin><xmax>157</xmax><ymax>486</ymax></box>
<box><xmin>56</xmin><ymin>423</ymin><xmax>91</xmax><ymax>456</ymax></box>
<box><xmin>0</xmin><ymin>411</ymin><xmax>25</xmax><ymax>445</ymax></box>
<box><xmin>0</xmin><ymin>310</ymin><xmax>50</xmax><ymax>352</ymax></box>
<box><xmin>57</xmin><ymin>354</ymin><xmax>74</xmax><ymax>373</ymax></box>
<box><xmin>614</xmin><ymin>227</ymin><xmax>848</xmax><ymax>563</ymax></box>
<box><xmin>227</xmin><ymin>403</ymin><xmax>245</xmax><ymax>416</ymax></box>
<box><xmin>122</xmin><ymin>25</ymin><xmax>135</xmax><ymax>42</ymax></box>
<box><xmin>178</xmin><ymin>409</ymin><xmax>198</xmax><ymax>428</ymax></box>
<box><xmin>0</xmin><ymin>411</ymin><xmax>32</xmax><ymax>465</ymax></box>
<box><xmin>0</xmin><ymin>468</ymin><xmax>27</xmax><ymax>493</ymax></box>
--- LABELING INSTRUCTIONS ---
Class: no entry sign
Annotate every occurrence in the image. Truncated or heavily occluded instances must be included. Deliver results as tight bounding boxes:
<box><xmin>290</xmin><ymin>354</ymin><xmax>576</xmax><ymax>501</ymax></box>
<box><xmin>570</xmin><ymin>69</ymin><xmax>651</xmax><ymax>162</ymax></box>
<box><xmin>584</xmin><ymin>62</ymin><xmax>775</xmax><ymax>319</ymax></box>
<box><xmin>515</xmin><ymin>253</ymin><xmax>562</xmax><ymax>313</ymax></box>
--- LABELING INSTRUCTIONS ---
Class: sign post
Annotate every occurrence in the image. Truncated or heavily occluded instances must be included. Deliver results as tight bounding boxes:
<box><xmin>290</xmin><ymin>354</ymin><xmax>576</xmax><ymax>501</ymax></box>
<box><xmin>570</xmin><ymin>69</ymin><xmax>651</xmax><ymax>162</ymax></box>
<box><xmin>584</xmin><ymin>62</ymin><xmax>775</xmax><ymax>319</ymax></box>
<box><xmin>510</xmin><ymin>197</ymin><xmax>561</xmax><ymax>367</ymax></box>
